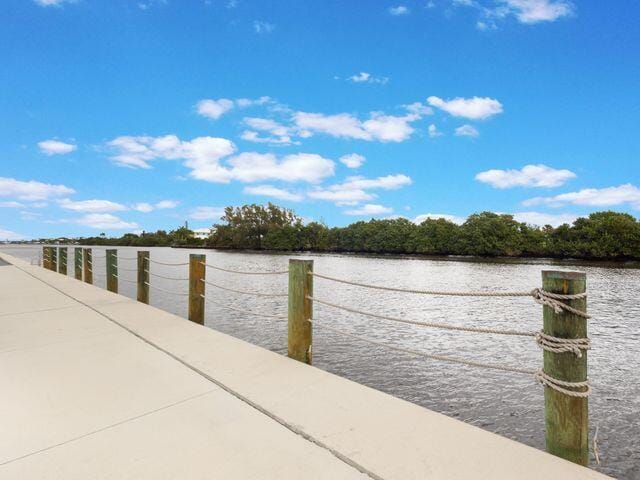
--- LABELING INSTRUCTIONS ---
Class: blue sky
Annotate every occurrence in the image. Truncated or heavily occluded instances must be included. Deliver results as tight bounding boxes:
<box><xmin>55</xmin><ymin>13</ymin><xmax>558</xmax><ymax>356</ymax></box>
<box><xmin>1</xmin><ymin>0</ymin><xmax>639</xmax><ymax>239</ymax></box>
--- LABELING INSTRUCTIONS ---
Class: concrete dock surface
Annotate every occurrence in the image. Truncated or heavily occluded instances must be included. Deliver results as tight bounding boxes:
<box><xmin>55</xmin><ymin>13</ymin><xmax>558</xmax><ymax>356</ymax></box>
<box><xmin>0</xmin><ymin>252</ymin><xmax>610</xmax><ymax>479</ymax></box>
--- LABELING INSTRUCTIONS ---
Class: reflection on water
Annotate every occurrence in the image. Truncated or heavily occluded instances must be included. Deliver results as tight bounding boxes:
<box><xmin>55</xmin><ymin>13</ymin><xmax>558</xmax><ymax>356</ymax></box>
<box><xmin>4</xmin><ymin>245</ymin><xmax>639</xmax><ymax>479</ymax></box>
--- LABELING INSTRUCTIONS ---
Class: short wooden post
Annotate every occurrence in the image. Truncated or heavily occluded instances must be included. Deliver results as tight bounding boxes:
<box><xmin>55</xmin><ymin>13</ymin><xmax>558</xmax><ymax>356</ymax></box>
<box><xmin>106</xmin><ymin>249</ymin><xmax>118</xmax><ymax>293</ymax></box>
<box><xmin>288</xmin><ymin>259</ymin><xmax>313</xmax><ymax>364</ymax></box>
<box><xmin>137</xmin><ymin>251</ymin><xmax>149</xmax><ymax>304</ymax></box>
<box><xmin>58</xmin><ymin>247</ymin><xmax>67</xmax><ymax>275</ymax></box>
<box><xmin>83</xmin><ymin>248</ymin><xmax>93</xmax><ymax>284</ymax></box>
<box><xmin>542</xmin><ymin>270</ymin><xmax>588</xmax><ymax>466</ymax></box>
<box><xmin>74</xmin><ymin>247</ymin><xmax>83</xmax><ymax>280</ymax></box>
<box><xmin>42</xmin><ymin>246</ymin><xmax>49</xmax><ymax>269</ymax></box>
<box><xmin>50</xmin><ymin>246</ymin><xmax>58</xmax><ymax>272</ymax></box>
<box><xmin>188</xmin><ymin>254</ymin><xmax>205</xmax><ymax>324</ymax></box>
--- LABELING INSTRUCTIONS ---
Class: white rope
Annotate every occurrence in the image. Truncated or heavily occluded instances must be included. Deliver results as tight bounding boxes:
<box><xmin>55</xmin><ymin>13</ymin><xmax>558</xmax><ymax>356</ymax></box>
<box><xmin>535</xmin><ymin>331</ymin><xmax>591</xmax><ymax>357</ymax></box>
<box><xmin>117</xmin><ymin>266</ymin><xmax>138</xmax><ymax>273</ymax></box>
<box><xmin>117</xmin><ymin>255</ymin><xmax>139</xmax><ymax>260</ymax></box>
<box><xmin>147</xmin><ymin>270</ymin><xmax>189</xmax><ymax>281</ymax></box>
<box><xmin>309</xmin><ymin>296</ymin><xmax>535</xmax><ymax>337</ymax></box>
<box><xmin>118</xmin><ymin>277</ymin><xmax>138</xmax><ymax>284</ymax></box>
<box><xmin>147</xmin><ymin>258</ymin><xmax>189</xmax><ymax>267</ymax></box>
<box><xmin>534</xmin><ymin>370</ymin><xmax>590</xmax><ymax>398</ymax></box>
<box><xmin>201</xmin><ymin>294</ymin><xmax>287</xmax><ymax>319</ymax></box>
<box><xmin>201</xmin><ymin>278</ymin><xmax>288</xmax><ymax>298</ymax></box>
<box><xmin>200</xmin><ymin>261</ymin><xmax>288</xmax><ymax>275</ymax></box>
<box><xmin>144</xmin><ymin>282</ymin><xmax>189</xmax><ymax>296</ymax></box>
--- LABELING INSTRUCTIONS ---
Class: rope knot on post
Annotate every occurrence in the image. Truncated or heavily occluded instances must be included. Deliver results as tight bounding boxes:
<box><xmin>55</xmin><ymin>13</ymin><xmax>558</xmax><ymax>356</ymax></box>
<box><xmin>530</xmin><ymin>288</ymin><xmax>590</xmax><ymax>318</ymax></box>
<box><xmin>534</xmin><ymin>370</ymin><xmax>590</xmax><ymax>398</ymax></box>
<box><xmin>535</xmin><ymin>331</ymin><xmax>591</xmax><ymax>357</ymax></box>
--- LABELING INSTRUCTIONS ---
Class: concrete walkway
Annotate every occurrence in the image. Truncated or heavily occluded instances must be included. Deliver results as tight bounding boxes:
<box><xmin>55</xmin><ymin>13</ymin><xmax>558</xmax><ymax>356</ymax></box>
<box><xmin>0</xmin><ymin>252</ymin><xmax>610</xmax><ymax>479</ymax></box>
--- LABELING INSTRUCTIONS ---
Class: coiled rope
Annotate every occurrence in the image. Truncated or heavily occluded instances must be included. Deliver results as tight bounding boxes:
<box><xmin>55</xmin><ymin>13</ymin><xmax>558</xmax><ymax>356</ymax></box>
<box><xmin>201</xmin><ymin>278</ymin><xmax>288</xmax><ymax>298</ymax></box>
<box><xmin>200</xmin><ymin>261</ymin><xmax>288</xmax><ymax>275</ymax></box>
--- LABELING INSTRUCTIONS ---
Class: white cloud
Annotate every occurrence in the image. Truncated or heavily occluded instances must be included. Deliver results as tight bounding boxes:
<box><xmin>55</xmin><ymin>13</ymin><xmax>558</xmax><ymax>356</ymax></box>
<box><xmin>293</xmin><ymin>111</ymin><xmax>419</xmax><ymax>142</ymax></box>
<box><xmin>0</xmin><ymin>228</ymin><xmax>24</xmax><ymax>240</ymax></box>
<box><xmin>427</xmin><ymin>96</ymin><xmax>503</xmax><ymax>120</ymax></box>
<box><xmin>389</xmin><ymin>5</ymin><xmax>409</xmax><ymax>15</ymax></box>
<box><xmin>235</xmin><ymin>96</ymin><xmax>272</xmax><ymax>107</ymax></box>
<box><xmin>33</xmin><ymin>0</ymin><xmax>74</xmax><ymax>6</ymax></box>
<box><xmin>243</xmin><ymin>185</ymin><xmax>303</xmax><ymax>202</ymax></box>
<box><xmin>155</xmin><ymin>200</ymin><xmax>179</xmax><ymax>209</ymax></box>
<box><xmin>309</xmin><ymin>174</ymin><xmax>411</xmax><ymax>206</ymax></box>
<box><xmin>476</xmin><ymin>164</ymin><xmax>576</xmax><ymax>188</ymax></box>
<box><xmin>523</xmin><ymin>184</ymin><xmax>640</xmax><ymax>209</ymax></box>
<box><xmin>132</xmin><ymin>200</ymin><xmax>178</xmax><ymax>213</ymax></box>
<box><xmin>500</xmin><ymin>0</ymin><xmax>573</xmax><ymax>24</ymax></box>
<box><xmin>512</xmin><ymin>211</ymin><xmax>580</xmax><ymax>227</ymax></box>
<box><xmin>428</xmin><ymin>124</ymin><xmax>443</xmax><ymax>138</ymax></box>
<box><xmin>345</xmin><ymin>204</ymin><xmax>393</xmax><ymax>216</ymax></box>
<box><xmin>405</xmin><ymin>102</ymin><xmax>433</xmax><ymax>116</ymax></box>
<box><xmin>227</xmin><ymin>152</ymin><xmax>335</xmax><ymax>184</ymax></box>
<box><xmin>133</xmin><ymin>202</ymin><xmax>154</xmax><ymax>213</ymax></box>
<box><xmin>254</xmin><ymin>20</ymin><xmax>275</xmax><ymax>33</ymax></box>
<box><xmin>0</xmin><ymin>201</ymin><xmax>25</xmax><ymax>208</ymax></box>
<box><xmin>58</xmin><ymin>198</ymin><xmax>128</xmax><ymax>213</ymax></box>
<box><xmin>339</xmin><ymin>153</ymin><xmax>365</xmax><ymax>169</ymax></box>
<box><xmin>38</xmin><ymin>140</ymin><xmax>77</xmax><ymax>156</ymax></box>
<box><xmin>348</xmin><ymin>72</ymin><xmax>389</xmax><ymax>84</ymax></box>
<box><xmin>414</xmin><ymin>213</ymin><xmax>466</xmax><ymax>225</ymax></box>
<box><xmin>241</xmin><ymin>117</ymin><xmax>294</xmax><ymax>145</ymax></box>
<box><xmin>455</xmin><ymin>124</ymin><xmax>480</xmax><ymax>137</ymax></box>
<box><xmin>77</xmin><ymin>214</ymin><xmax>138</xmax><ymax>230</ymax></box>
<box><xmin>189</xmin><ymin>206</ymin><xmax>225</xmax><ymax>221</ymax></box>
<box><xmin>0</xmin><ymin>177</ymin><xmax>74</xmax><ymax>201</ymax></box>
<box><xmin>196</xmin><ymin>98</ymin><xmax>234</xmax><ymax>120</ymax></box>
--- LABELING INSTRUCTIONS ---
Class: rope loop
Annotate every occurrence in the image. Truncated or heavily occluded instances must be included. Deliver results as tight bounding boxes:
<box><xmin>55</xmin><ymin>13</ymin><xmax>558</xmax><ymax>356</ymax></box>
<box><xmin>535</xmin><ymin>330</ymin><xmax>591</xmax><ymax>357</ymax></box>
<box><xmin>530</xmin><ymin>288</ymin><xmax>590</xmax><ymax>318</ymax></box>
<box><xmin>534</xmin><ymin>370</ymin><xmax>590</xmax><ymax>397</ymax></box>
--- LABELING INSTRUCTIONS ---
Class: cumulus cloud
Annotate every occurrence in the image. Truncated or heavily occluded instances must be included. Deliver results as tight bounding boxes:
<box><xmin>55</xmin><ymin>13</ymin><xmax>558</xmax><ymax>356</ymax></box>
<box><xmin>196</xmin><ymin>99</ymin><xmax>234</xmax><ymax>120</ymax></box>
<box><xmin>501</xmin><ymin>0</ymin><xmax>574</xmax><ymax>24</ymax></box>
<box><xmin>132</xmin><ymin>200</ymin><xmax>178</xmax><ymax>212</ymax></box>
<box><xmin>348</xmin><ymin>72</ymin><xmax>389</xmax><ymax>84</ymax></box>
<box><xmin>427</xmin><ymin>96</ymin><xmax>503</xmax><ymax>120</ymax></box>
<box><xmin>77</xmin><ymin>214</ymin><xmax>138</xmax><ymax>230</ymax></box>
<box><xmin>254</xmin><ymin>20</ymin><xmax>275</xmax><ymax>33</ymax></box>
<box><xmin>345</xmin><ymin>204</ymin><xmax>393</xmax><ymax>216</ymax></box>
<box><xmin>38</xmin><ymin>140</ymin><xmax>77</xmax><ymax>156</ymax></box>
<box><xmin>455</xmin><ymin>124</ymin><xmax>480</xmax><ymax>137</ymax></box>
<box><xmin>58</xmin><ymin>198</ymin><xmax>127</xmax><ymax>213</ymax></box>
<box><xmin>309</xmin><ymin>174</ymin><xmax>411</xmax><ymax>206</ymax></box>
<box><xmin>523</xmin><ymin>184</ymin><xmax>640</xmax><ymax>209</ymax></box>
<box><xmin>388</xmin><ymin>5</ymin><xmax>409</xmax><ymax>15</ymax></box>
<box><xmin>133</xmin><ymin>203</ymin><xmax>154</xmax><ymax>213</ymax></box>
<box><xmin>0</xmin><ymin>201</ymin><xmax>25</xmax><ymax>208</ymax></box>
<box><xmin>33</xmin><ymin>0</ymin><xmax>74</xmax><ymax>6</ymax></box>
<box><xmin>155</xmin><ymin>200</ymin><xmax>179</xmax><ymax>209</ymax></box>
<box><xmin>226</xmin><ymin>152</ymin><xmax>335</xmax><ymax>184</ymax></box>
<box><xmin>0</xmin><ymin>177</ymin><xmax>74</xmax><ymax>201</ymax></box>
<box><xmin>428</xmin><ymin>124</ymin><xmax>443</xmax><ymax>138</ymax></box>
<box><xmin>293</xmin><ymin>111</ymin><xmax>419</xmax><ymax>142</ymax></box>
<box><xmin>241</xmin><ymin>117</ymin><xmax>294</xmax><ymax>145</ymax></box>
<box><xmin>339</xmin><ymin>153</ymin><xmax>365</xmax><ymax>169</ymax></box>
<box><xmin>476</xmin><ymin>164</ymin><xmax>576</xmax><ymax>188</ymax></box>
<box><xmin>189</xmin><ymin>206</ymin><xmax>225</xmax><ymax>221</ymax></box>
<box><xmin>243</xmin><ymin>185</ymin><xmax>303</xmax><ymax>202</ymax></box>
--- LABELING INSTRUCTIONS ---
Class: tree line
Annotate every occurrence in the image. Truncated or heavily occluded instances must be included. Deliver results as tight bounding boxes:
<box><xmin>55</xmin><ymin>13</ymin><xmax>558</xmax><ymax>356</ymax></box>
<box><xmin>27</xmin><ymin>203</ymin><xmax>640</xmax><ymax>260</ymax></box>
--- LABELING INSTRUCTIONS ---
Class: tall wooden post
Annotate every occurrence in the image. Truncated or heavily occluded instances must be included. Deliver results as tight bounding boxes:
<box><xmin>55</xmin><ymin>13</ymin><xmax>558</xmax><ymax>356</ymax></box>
<box><xmin>288</xmin><ymin>259</ymin><xmax>313</xmax><ymax>364</ymax></box>
<box><xmin>83</xmin><ymin>248</ymin><xmax>93</xmax><ymax>284</ymax></box>
<box><xmin>137</xmin><ymin>251</ymin><xmax>149</xmax><ymax>304</ymax></box>
<box><xmin>542</xmin><ymin>270</ymin><xmax>588</xmax><ymax>466</ymax></box>
<box><xmin>74</xmin><ymin>248</ymin><xmax>83</xmax><ymax>280</ymax></box>
<box><xmin>58</xmin><ymin>247</ymin><xmax>67</xmax><ymax>275</ymax></box>
<box><xmin>188</xmin><ymin>254</ymin><xmax>205</xmax><ymax>324</ymax></box>
<box><xmin>106</xmin><ymin>249</ymin><xmax>118</xmax><ymax>293</ymax></box>
<box><xmin>50</xmin><ymin>246</ymin><xmax>58</xmax><ymax>272</ymax></box>
<box><xmin>42</xmin><ymin>246</ymin><xmax>50</xmax><ymax>270</ymax></box>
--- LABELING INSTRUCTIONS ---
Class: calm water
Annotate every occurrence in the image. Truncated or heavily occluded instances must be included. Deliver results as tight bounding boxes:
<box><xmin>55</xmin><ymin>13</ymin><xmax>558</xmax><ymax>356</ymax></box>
<box><xmin>4</xmin><ymin>245</ymin><xmax>639</xmax><ymax>479</ymax></box>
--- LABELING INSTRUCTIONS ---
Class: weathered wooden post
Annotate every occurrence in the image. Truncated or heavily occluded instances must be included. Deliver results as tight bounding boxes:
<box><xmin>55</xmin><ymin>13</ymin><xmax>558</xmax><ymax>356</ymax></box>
<box><xmin>58</xmin><ymin>247</ymin><xmax>67</xmax><ymax>275</ymax></box>
<box><xmin>83</xmin><ymin>248</ymin><xmax>93</xmax><ymax>284</ymax></box>
<box><xmin>74</xmin><ymin>247</ymin><xmax>83</xmax><ymax>280</ymax></box>
<box><xmin>106</xmin><ymin>249</ymin><xmax>118</xmax><ymax>293</ymax></box>
<box><xmin>50</xmin><ymin>246</ymin><xmax>58</xmax><ymax>272</ymax></box>
<box><xmin>137</xmin><ymin>251</ymin><xmax>149</xmax><ymax>304</ymax></box>
<box><xmin>542</xmin><ymin>270</ymin><xmax>588</xmax><ymax>466</ymax></box>
<box><xmin>188</xmin><ymin>254</ymin><xmax>205</xmax><ymax>324</ymax></box>
<box><xmin>288</xmin><ymin>259</ymin><xmax>313</xmax><ymax>364</ymax></box>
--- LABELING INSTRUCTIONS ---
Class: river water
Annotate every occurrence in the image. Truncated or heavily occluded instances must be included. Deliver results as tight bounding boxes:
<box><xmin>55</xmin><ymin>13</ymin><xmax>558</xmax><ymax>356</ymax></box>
<box><xmin>3</xmin><ymin>245</ymin><xmax>638</xmax><ymax>479</ymax></box>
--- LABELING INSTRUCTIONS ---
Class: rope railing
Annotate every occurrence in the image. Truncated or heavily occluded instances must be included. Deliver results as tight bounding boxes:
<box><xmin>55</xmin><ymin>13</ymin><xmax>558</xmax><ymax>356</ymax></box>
<box><xmin>117</xmin><ymin>266</ymin><xmax>138</xmax><ymax>273</ymax></box>
<box><xmin>201</xmin><ymin>294</ymin><xmax>287</xmax><ymax>319</ymax></box>
<box><xmin>118</xmin><ymin>276</ymin><xmax>138</xmax><ymax>284</ymax></box>
<box><xmin>200</xmin><ymin>261</ymin><xmax>288</xmax><ymax>276</ymax></box>
<box><xmin>144</xmin><ymin>281</ymin><xmax>189</xmax><ymax>296</ymax></box>
<box><xmin>146</xmin><ymin>258</ymin><xmax>189</xmax><ymax>267</ymax></box>
<box><xmin>201</xmin><ymin>278</ymin><xmax>288</xmax><ymax>298</ymax></box>
<box><xmin>147</xmin><ymin>270</ymin><xmax>189</xmax><ymax>281</ymax></box>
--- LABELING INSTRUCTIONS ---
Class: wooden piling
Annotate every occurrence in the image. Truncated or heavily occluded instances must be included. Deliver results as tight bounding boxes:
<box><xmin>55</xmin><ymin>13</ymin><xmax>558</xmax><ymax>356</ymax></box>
<box><xmin>42</xmin><ymin>246</ymin><xmax>50</xmax><ymax>270</ymax></box>
<box><xmin>188</xmin><ymin>254</ymin><xmax>205</xmax><ymax>324</ymax></box>
<box><xmin>288</xmin><ymin>259</ymin><xmax>313</xmax><ymax>365</ymax></box>
<box><xmin>542</xmin><ymin>270</ymin><xmax>588</xmax><ymax>466</ymax></box>
<box><xmin>83</xmin><ymin>248</ymin><xmax>93</xmax><ymax>284</ymax></box>
<box><xmin>50</xmin><ymin>246</ymin><xmax>58</xmax><ymax>272</ymax></box>
<box><xmin>106</xmin><ymin>249</ymin><xmax>118</xmax><ymax>293</ymax></box>
<box><xmin>137</xmin><ymin>251</ymin><xmax>149</xmax><ymax>304</ymax></box>
<box><xmin>58</xmin><ymin>247</ymin><xmax>67</xmax><ymax>275</ymax></box>
<box><xmin>74</xmin><ymin>248</ymin><xmax>83</xmax><ymax>280</ymax></box>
